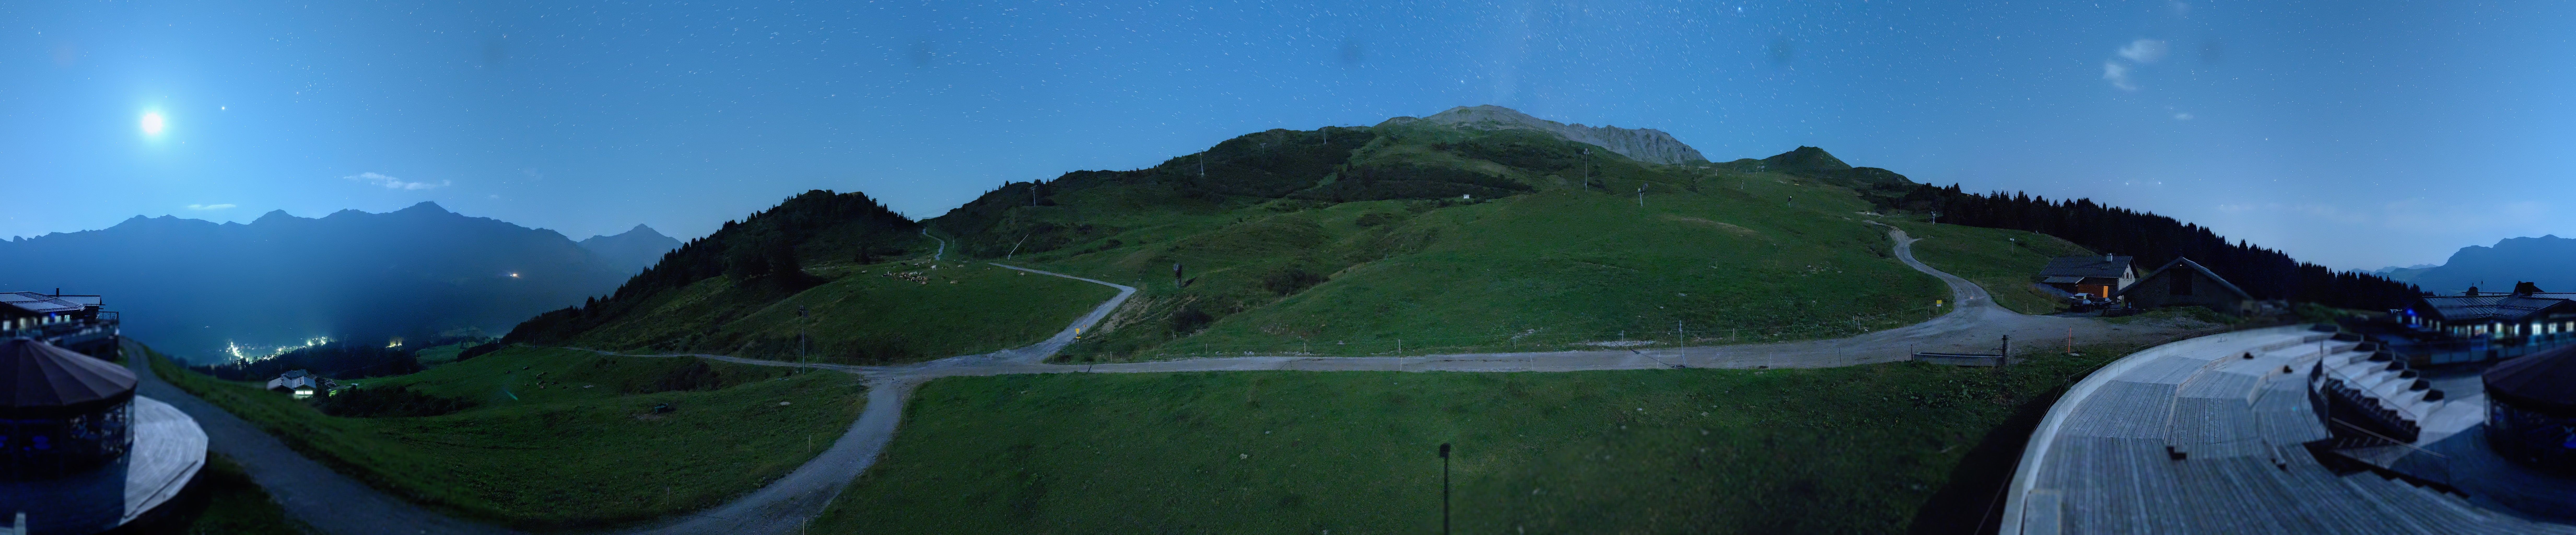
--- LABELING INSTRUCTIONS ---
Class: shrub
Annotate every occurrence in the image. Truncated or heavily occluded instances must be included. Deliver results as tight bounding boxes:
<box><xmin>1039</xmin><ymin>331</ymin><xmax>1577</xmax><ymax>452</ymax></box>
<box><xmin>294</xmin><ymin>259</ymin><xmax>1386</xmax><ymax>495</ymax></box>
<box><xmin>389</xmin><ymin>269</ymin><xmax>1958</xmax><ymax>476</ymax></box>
<box><xmin>316</xmin><ymin>386</ymin><xmax>475</xmax><ymax>418</ymax></box>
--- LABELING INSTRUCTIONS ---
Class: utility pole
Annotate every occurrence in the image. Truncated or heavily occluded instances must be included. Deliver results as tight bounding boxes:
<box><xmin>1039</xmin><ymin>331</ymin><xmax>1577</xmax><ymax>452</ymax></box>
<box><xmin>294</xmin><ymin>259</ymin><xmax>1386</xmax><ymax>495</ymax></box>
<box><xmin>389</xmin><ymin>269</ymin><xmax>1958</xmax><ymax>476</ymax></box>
<box><xmin>797</xmin><ymin>306</ymin><xmax>810</xmax><ymax>373</ymax></box>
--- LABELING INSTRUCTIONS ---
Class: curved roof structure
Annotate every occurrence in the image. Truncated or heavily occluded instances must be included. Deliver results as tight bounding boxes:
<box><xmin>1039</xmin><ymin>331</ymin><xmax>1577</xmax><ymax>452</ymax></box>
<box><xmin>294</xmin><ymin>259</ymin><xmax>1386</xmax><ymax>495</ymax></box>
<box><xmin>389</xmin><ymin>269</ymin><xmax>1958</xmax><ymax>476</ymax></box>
<box><xmin>2003</xmin><ymin>326</ymin><xmax>2571</xmax><ymax>534</ymax></box>
<box><xmin>0</xmin><ymin>337</ymin><xmax>136</xmax><ymax>417</ymax></box>
<box><xmin>2487</xmin><ymin>344</ymin><xmax>2576</xmax><ymax>416</ymax></box>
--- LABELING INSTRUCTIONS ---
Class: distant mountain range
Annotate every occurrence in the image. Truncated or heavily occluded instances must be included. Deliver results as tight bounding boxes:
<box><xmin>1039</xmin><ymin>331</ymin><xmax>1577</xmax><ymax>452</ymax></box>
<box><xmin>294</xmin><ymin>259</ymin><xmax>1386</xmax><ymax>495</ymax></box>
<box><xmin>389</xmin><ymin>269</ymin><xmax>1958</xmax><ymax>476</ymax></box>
<box><xmin>0</xmin><ymin>202</ymin><xmax>678</xmax><ymax>362</ymax></box>
<box><xmin>2374</xmin><ymin>235</ymin><xmax>2576</xmax><ymax>294</ymax></box>
<box><xmin>579</xmin><ymin>224</ymin><xmax>685</xmax><ymax>274</ymax></box>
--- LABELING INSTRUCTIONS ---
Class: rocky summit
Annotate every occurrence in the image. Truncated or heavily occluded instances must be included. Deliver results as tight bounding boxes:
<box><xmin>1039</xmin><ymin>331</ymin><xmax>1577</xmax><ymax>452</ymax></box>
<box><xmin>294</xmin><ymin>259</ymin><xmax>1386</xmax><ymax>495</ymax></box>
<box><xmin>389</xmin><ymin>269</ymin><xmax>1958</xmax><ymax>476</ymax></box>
<box><xmin>1379</xmin><ymin>104</ymin><xmax>1709</xmax><ymax>165</ymax></box>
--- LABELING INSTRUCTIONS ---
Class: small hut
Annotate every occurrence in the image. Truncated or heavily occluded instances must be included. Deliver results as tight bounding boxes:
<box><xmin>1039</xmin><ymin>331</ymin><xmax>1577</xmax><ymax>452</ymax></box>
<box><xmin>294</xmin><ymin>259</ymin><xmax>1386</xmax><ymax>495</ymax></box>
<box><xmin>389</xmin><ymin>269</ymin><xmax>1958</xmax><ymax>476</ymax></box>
<box><xmin>2486</xmin><ymin>344</ymin><xmax>2576</xmax><ymax>474</ymax></box>
<box><xmin>1</xmin><ymin>337</ymin><xmax>135</xmax><ymax>481</ymax></box>
<box><xmin>2115</xmin><ymin>257</ymin><xmax>2254</xmax><ymax>315</ymax></box>
<box><xmin>2038</xmin><ymin>255</ymin><xmax>2136</xmax><ymax>299</ymax></box>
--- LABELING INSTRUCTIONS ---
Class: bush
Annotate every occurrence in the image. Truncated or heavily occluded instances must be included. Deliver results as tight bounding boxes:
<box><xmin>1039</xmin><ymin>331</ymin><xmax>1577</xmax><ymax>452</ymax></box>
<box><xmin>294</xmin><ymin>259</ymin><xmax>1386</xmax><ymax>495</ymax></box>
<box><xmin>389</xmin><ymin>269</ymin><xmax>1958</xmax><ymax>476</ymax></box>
<box><xmin>316</xmin><ymin>386</ymin><xmax>475</xmax><ymax>418</ymax></box>
<box><xmin>1261</xmin><ymin>268</ymin><xmax>1327</xmax><ymax>296</ymax></box>
<box><xmin>455</xmin><ymin>342</ymin><xmax>504</xmax><ymax>362</ymax></box>
<box><xmin>1169</xmin><ymin>306</ymin><xmax>1216</xmax><ymax>334</ymax></box>
<box><xmin>644</xmin><ymin>360</ymin><xmax>726</xmax><ymax>393</ymax></box>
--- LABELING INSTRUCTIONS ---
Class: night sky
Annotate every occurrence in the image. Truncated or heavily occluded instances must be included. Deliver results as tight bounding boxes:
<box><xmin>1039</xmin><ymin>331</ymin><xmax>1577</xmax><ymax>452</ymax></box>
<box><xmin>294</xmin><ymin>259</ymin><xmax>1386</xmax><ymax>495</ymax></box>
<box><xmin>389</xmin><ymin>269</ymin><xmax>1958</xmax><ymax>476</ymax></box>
<box><xmin>7</xmin><ymin>1</ymin><xmax>2573</xmax><ymax>270</ymax></box>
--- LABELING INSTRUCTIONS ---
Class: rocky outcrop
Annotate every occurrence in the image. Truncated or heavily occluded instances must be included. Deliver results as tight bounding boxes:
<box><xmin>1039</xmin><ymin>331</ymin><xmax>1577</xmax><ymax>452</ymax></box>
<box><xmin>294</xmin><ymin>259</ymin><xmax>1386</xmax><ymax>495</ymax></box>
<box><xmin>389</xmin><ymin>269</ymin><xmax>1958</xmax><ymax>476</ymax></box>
<box><xmin>1378</xmin><ymin>105</ymin><xmax>1708</xmax><ymax>165</ymax></box>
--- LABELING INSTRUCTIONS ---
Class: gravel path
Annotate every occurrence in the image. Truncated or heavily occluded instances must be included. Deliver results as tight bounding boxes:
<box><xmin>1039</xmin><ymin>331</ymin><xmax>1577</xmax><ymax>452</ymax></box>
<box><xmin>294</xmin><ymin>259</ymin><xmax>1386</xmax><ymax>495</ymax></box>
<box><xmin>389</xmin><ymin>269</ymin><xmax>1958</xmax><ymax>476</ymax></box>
<box><xmin>170</xmin><ymin>226</ymin><xmax>2202</xmax><ymax>534</ymax></box>
<box><xmin>587</xmin><ymin>228</ymin><xmax>2204</xmax><ymax>535</ymax></box>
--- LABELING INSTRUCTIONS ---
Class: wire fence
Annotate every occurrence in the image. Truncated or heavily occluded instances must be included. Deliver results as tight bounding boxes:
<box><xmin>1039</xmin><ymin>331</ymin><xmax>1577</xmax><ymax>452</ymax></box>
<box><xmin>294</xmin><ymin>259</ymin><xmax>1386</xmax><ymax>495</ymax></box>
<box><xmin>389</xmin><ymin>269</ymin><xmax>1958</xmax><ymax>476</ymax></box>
<box><xmin>1059</xmin><ymin>304</ymin><xmax>1954</xmax><ymax>360</ymax></box>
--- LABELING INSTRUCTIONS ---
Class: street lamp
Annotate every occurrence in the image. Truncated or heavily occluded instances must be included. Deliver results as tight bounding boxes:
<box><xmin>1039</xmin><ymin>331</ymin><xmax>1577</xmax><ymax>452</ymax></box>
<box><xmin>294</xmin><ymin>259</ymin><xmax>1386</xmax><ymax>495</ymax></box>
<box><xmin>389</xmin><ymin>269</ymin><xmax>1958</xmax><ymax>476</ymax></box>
<box><xmin>1438</xmin><ymin>442</ymin><xmax>1452</xmax><ymax>534</ymax></box>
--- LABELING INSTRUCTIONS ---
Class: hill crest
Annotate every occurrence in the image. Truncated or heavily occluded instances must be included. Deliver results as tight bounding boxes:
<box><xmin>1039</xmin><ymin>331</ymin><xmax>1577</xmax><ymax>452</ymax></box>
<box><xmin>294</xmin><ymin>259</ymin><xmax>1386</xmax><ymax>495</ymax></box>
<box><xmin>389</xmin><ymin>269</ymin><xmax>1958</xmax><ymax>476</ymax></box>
<box><xmin>1379</xmin><ymin>105</ymin><xmax>1708</xmax><ymax>165</ymax></box>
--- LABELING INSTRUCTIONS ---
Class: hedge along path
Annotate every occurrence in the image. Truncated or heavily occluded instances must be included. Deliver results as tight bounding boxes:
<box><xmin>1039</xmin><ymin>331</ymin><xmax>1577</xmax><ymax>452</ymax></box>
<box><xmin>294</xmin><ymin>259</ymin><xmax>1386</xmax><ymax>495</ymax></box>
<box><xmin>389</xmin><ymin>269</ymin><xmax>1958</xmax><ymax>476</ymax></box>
<box><xmin>576</xmin><ymin>228</ymin><xmax>2204</xmax><ymax>535</ymax></box>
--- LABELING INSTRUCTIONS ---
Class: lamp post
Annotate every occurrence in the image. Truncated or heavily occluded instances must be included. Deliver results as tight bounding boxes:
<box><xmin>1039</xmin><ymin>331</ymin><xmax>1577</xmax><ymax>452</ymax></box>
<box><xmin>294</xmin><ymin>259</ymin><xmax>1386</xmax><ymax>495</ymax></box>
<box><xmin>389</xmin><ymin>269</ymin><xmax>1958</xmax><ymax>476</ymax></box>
<box><xmin>1438</xmin><ymin>442</ymin><xmax>1452</xmax><ymax>535</ymax></box>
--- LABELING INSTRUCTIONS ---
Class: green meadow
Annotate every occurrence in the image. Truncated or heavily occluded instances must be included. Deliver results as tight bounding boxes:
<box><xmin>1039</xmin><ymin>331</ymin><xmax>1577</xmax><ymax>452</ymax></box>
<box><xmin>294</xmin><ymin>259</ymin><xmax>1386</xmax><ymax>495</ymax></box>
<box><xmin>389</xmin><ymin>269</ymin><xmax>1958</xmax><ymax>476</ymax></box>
<box><xmin>813</xmin><ymin>345</ymin><xmax>2139</xmax><ymax>534</ymax></box>
<box><xmin>1002</xmin><ymin>173</ymin><xmax>1953</xmax><ymax>360</ymax></box>
<box><xmin>151</xmin><ymin>346</ymin><xmax>867</xmax><ymax>528</ymax></box>
<box><xmin>560</xmin><ymin>260</ymin><xmax>1116</xmax><ymax>364</ymax></box>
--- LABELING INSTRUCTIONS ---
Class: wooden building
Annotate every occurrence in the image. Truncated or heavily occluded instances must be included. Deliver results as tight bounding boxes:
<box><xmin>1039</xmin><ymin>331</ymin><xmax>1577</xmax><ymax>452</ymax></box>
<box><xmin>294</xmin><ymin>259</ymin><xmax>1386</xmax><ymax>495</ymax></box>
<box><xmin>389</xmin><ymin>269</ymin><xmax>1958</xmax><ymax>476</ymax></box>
<box><xmin>2115</xmin><ymin>257</ymin><xmax>2253</xmax><ymax>314</ymax></box>
<box><xmin>2038</xmin><ymin>255</ymin><xmax>2136</xmax><ymax>299</ymax></box>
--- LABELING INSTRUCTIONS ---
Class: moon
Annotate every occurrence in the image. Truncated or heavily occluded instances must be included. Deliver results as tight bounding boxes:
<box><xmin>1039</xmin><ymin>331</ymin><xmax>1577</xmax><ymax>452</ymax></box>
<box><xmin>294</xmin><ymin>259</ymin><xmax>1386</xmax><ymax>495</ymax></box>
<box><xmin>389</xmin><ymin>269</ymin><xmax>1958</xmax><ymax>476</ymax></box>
<box><xmin>140</xmin><ymin>112</ymin><xmax>165</xmax><ymax>135</ymax></box>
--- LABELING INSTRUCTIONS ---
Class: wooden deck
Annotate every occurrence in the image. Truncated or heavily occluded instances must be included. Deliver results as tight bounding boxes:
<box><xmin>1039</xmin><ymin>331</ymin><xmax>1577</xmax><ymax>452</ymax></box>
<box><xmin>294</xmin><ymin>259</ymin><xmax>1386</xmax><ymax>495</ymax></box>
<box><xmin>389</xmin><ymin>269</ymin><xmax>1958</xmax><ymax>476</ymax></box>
<box><xmin>2003</xmin><ymin>326</ymin><xmax>2576</xmax><ymax>534</ymax></box>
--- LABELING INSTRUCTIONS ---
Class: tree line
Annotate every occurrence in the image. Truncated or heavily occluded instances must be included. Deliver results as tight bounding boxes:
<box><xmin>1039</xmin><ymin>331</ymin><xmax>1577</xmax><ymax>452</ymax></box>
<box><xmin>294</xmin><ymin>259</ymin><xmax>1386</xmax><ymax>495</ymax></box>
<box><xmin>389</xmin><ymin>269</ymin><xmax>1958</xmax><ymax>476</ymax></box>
<box><xmin>504</xmin><ymin>190</ymin><xmax>921</xmax><ymax>345</ymax></box>
<box><xmin>1892</xmin><ymin>184</ymin><xmax>2420</xmax><ymax>309</ymax></box>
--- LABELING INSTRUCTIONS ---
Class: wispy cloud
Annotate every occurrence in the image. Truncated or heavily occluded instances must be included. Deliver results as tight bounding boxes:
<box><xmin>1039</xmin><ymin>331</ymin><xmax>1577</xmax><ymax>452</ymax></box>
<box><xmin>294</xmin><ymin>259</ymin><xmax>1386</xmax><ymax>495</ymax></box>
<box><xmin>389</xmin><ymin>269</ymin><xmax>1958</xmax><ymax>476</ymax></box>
<box><xmin>344</xmin><ymin>172</ymin><xmax>450</xmax><ymax>190</ymax></box>
<box><xmin>2117</xmin><ymin>39</ymin><xmax>2168</xmax><ymax>63</ymax></box>
<box><xmin>2102</xmin><ymin>62</ymin><xmax>2136</xmax><ymax>91</ymax></box>
<box><xmin>185</xmin><ymin>203</ymin><xmax>236</xmax><ymax>211</ymax></box>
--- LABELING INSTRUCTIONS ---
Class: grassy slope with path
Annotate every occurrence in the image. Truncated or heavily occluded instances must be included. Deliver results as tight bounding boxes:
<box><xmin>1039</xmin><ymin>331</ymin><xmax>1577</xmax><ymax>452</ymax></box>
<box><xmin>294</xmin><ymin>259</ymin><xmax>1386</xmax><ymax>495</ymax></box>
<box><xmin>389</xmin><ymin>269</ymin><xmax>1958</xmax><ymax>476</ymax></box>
<box><xmin>560</xmin><ymin>260</ymin><xmax>1115</xmax><ymax>364</ymax></box>
<box><xmin>813</xmin><ymin>345</ymin><xmax>2139</xmax><ymax>534</ymax></box>
<box><xmin>151</xmin><ymin>346</ymin><xmax>868</xmax><ymax>528</ymax></box>
<box><xmin>1889</xmin><ymin>220</ymin><xmax>2096</xmax><ymax>315</ymax></box>
<box><xmin>943</xmin><ymin>126</ymin><xmax>1950</xmax><ymax>360</ymax></box>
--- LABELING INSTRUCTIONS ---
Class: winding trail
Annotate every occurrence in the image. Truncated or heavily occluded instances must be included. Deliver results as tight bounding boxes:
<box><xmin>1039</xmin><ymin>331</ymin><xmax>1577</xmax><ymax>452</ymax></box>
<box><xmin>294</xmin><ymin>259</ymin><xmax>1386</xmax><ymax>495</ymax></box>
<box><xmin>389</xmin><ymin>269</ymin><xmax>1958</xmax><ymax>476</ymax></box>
<box><xmin>160</xmin><ymin>227</ymin><xmax>2199</xmax><ymax>534</ymax></box>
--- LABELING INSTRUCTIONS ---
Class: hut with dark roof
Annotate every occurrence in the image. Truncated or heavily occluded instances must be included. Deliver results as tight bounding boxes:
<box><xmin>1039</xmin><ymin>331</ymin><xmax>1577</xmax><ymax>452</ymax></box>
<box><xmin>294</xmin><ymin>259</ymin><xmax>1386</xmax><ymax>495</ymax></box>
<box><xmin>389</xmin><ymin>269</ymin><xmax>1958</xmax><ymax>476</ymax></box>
<box><xmin>2486</xmin><ymin>344</ymin><xmax>2576</xmax><ymax>474</ymax></box>
<box><xmin>2038</xmin><ymin>254</ymin><xmax>2136</xmax><ymax>299</ymax></box>
<box><xmin>2115</xmin><ymin>257</ymin><xmax>2255</xmax><ymax>315</ymax></box>
<box><xmin>1</xmin><ymin>337</ymin><xmax>135</xmax><ymax>480</ymax></box>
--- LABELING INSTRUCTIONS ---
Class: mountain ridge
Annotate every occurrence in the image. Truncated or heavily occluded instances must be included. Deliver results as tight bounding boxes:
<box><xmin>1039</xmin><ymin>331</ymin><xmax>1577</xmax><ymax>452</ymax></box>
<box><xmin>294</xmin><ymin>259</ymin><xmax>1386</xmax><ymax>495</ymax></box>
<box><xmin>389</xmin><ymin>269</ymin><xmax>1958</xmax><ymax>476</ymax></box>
<box><xmin>0</xmin><ymin>203</ymin><xmax>649</xmax><ymax>362</ymax></box>
<box><xmin>1379</xmin><ymin>105</ymin><xmax>1709</xmax><ymax>165</ymax></box>
<box><xmin>2401</xmin><ymin>234</ymin><xmax>2576</xmax><ymax>293</ymax></box>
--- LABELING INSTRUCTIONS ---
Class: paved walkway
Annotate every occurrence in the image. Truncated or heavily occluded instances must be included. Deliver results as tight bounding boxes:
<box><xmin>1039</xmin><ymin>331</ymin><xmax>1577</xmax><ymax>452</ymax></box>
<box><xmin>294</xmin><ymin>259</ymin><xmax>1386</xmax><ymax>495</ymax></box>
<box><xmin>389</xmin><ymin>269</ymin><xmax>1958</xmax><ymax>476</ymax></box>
<box><xmin>2000</xmin><ymin>325</ymin><xmax>2576</xmax><ymax>534</ymax></box>
<box><xmin>169</xmin><ymin>227</ymin><xmax>2201</xmax><ymax>534</ymax></box>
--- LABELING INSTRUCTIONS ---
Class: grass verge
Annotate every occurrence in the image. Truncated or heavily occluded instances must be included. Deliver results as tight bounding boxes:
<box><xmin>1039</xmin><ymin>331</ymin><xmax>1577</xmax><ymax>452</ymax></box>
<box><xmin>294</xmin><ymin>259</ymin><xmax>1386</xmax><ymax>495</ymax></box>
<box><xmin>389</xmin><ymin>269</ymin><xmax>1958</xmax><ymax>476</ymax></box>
<box><xmin>151</xmin><ymin>346</ymin><xmax>867</xmax><ymax>529</ymax></box>
<box><xmin>812</xmin><ymin>345</ymin><xmax>2145</xmax><ymax>533</ymax></box>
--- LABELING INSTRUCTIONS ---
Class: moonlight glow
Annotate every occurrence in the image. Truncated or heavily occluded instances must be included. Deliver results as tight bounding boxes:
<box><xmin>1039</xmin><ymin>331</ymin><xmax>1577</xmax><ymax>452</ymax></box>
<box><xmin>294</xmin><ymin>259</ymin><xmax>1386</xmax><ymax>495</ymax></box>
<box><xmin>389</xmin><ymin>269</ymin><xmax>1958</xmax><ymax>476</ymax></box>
<box><xmin>139</xmin><ymin>112</ymin><xmax>165</xmax><ymax>135</ymax></box>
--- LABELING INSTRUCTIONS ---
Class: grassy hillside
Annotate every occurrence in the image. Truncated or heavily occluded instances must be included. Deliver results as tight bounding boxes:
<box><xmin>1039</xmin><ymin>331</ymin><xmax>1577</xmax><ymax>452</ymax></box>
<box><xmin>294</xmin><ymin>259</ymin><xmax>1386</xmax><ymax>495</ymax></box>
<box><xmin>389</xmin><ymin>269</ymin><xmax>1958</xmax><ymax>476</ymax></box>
<box><xmin>503</xmin><ymin>190</ymin><xmax>1121</xmax><ymax>364</ymax></box>
<box><xmin>151</xmin><ymin>346</ymin><xmax>867</xmax><ymax>528</ymax></box>
<box><xmin>1891</xmin><ymin>221</ymin><xmax>2097</xmax><ymax>314</ymax></box>
<box><xmin>811</xmin><ymin>345</ymin><xmax>2140</xmax><ymax>534</ymax></box>
<box><xmin>554</xmin><ymin>260</ymin><xmax>1115</xmax><ymax>363</ymax></box>
<box><xmin>929</xmin><ymin>120</ymin><xmax>1952</xmax><ymax>360</ymax></box>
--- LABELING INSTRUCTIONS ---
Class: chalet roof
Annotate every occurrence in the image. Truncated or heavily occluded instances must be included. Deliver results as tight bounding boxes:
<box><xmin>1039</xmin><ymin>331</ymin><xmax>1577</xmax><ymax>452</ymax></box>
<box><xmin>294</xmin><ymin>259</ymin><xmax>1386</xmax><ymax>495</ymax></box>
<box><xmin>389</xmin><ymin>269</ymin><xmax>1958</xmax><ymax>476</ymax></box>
<box><xmin>2116</xmin><ymin>257</ymin><xmax>2252</xmax><ymax>300</ymax></box>
<box><xmin>0</xmin><ymin>292</ymin><xmax>89</xmax><ymax>316</ymax></box>
<box><xmin>2040</xmin><ymin>276</ymin><xmax>2088</xmax><ymax>284</ymax></box>
<box><xmin>0</xmin><ymin>337</ymin><xmax>136</xmax><ymax>417</ymax></box>
<box><xmin>2412</xmin><ymin>294</ymin><xmax>2575</xmax><ymax>324</ymax></box>
<box><xmin>2039</xmin><ymin>256</ymin><xmax>2133</xmax><ymax>278</ymax></box>
<box><xmin>2486</xmin><ymin>344</ymin><xmax>2576</xmax><ymax>416</ymax></box>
